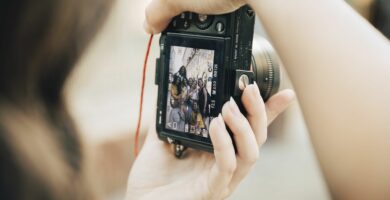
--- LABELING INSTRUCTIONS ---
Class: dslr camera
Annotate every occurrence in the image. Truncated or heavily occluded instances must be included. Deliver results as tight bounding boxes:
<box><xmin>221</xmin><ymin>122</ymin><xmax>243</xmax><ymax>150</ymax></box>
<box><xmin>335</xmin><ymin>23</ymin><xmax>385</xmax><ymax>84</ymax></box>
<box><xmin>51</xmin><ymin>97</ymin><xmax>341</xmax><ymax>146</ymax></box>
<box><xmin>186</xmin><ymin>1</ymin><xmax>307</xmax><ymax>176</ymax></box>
<box><xmin>155</xmin><ymin>5</ymin><xmax>280</xmax><ymax>157</ymax></box>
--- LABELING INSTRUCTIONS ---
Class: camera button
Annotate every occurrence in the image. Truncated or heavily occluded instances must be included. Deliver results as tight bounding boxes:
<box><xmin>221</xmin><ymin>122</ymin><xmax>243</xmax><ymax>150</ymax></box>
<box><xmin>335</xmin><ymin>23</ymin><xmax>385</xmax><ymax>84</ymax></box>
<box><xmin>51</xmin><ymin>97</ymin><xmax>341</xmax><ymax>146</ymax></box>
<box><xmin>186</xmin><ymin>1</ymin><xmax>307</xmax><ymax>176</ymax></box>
<box><xmin>195</xmin><ymin>14</ymin><xmax>214</xmax><ymax>30</ymax></box>
<box><xmin>198</xmin><ymin>14</ymin><xmax>208</xmax><ymax>22</ymax></box>
<box><xmin>183</xmin><ymin>20</ymin><xmax>190</xmax><ymax>29</ymax></box>
<box><xmin>215</xmin><ymin>21</ymin><xmax>225</xmax><ymax>33</ymax></box>
<box><xmin>239</xmin><ymin>74</ymin><xmax>249</xmax><ymax>91</ymax></box>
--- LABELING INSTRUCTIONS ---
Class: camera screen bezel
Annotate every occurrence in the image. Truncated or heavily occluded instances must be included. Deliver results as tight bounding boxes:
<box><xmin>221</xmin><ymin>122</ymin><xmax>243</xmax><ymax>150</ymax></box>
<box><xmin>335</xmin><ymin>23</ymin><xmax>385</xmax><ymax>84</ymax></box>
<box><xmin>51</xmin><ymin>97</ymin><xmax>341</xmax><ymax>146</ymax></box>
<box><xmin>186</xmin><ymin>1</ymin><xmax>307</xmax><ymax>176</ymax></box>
<box><xmin>160</xmin><ymin>33</ymin><xmax>226</xmax><ymax>145</ymax></box>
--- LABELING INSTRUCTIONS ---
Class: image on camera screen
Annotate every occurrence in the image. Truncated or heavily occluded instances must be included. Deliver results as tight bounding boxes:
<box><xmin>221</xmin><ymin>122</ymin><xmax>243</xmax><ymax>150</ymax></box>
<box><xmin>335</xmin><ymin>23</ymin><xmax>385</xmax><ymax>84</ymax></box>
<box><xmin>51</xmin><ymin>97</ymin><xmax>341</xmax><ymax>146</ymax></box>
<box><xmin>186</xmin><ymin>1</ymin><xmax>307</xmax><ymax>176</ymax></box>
<box><xmin>165</xmin><ymin>45</ymin><xmax>214</xmax><ymax>138</ymax></box>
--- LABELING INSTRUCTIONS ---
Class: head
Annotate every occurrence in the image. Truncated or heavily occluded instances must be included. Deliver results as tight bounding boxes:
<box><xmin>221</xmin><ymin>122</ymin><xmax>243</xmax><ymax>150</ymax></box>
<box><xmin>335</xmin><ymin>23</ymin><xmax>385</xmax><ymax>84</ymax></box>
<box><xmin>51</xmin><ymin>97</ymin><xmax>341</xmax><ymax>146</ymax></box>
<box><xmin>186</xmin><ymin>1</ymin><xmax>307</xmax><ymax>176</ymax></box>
<box><xmin>170</xmin><ymin>98</ymin><xmax>179</xmax><ymax>108</ymax></box>
<box><xmin>198</xmin><ymin>78</ymin><xmax>204</xmax><ymax>88</ymax></box>
<box><xmin>179</xmin><ymin>66</ymin><xmax>186</xmax><ymax>77</ymax></box>
<box><xmin>191</xmin><ymin>79</ymin><xmax>198</xmax><ymax>89</ymax></box>
<box><xmin>0</xmin><ymin>0</ymin><xmax>113</xmax><ymax>199</ymax></box>
<box><xmin>192</xmin><ymin>101</ymin><xmax>199</xmax><ymax>112</ymax></box>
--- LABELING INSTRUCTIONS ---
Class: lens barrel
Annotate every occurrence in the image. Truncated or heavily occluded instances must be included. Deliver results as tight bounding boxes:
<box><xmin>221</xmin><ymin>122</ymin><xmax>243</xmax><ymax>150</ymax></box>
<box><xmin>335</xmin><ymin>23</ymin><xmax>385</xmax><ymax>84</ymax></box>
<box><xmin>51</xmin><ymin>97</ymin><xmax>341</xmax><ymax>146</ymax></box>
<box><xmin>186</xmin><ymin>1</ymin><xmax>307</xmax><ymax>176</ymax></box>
<box><xmin>251</xmin><ymin>36</ymin><xmax>281</xmax><ymax>101</ymax></box>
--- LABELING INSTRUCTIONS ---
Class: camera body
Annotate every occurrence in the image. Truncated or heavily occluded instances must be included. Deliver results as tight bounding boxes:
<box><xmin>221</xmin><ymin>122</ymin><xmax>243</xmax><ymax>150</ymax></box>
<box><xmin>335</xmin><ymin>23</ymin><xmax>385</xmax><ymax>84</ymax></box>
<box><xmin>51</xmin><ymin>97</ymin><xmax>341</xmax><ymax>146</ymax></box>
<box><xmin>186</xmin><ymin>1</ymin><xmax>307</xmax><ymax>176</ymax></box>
<box><xmin>155</xmin><ymin>6</ymin><xmax>257</xmax><ymax>153</ymax></box>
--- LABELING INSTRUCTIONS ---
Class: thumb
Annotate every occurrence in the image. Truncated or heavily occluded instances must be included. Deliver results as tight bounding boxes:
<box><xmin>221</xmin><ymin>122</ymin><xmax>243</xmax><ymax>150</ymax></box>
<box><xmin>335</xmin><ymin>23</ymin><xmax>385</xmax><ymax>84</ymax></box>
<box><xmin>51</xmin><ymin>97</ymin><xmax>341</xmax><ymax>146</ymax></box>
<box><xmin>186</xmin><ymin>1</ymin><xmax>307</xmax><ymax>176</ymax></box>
<box><xmin>265</xmin><ymin>89</ymin><xmax>296</xmax><ymax>125</ymax></box>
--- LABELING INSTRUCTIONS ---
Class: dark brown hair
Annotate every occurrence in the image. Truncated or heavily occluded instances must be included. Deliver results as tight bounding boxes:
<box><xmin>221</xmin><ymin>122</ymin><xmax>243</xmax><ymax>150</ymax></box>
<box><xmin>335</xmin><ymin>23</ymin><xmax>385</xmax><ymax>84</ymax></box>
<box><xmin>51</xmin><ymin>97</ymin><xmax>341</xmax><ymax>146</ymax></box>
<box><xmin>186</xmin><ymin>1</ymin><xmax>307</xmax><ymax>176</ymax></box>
<box><xmin>0</xmin><ymin>0</ymin><xmax>113</xmax><ymax>199</ymax></box>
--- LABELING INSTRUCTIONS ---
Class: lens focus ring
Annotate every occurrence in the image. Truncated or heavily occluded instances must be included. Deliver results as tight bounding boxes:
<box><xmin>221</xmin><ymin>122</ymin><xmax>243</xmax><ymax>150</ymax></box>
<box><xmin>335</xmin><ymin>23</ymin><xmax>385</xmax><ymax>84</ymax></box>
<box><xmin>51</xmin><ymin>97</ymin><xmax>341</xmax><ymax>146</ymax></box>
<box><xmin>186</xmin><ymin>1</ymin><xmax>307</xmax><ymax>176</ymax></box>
<box><xmin>251</xmin><ymin>36</ymin><xmax>281</xmax><ymax>101</ymax></box>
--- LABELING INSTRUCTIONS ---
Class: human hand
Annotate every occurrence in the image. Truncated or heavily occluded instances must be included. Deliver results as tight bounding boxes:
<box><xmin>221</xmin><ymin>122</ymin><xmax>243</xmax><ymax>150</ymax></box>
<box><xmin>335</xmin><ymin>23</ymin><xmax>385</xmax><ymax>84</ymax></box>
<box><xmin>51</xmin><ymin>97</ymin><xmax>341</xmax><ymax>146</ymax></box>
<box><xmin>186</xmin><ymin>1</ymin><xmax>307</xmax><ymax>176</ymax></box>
<box><xmin>126</xmin><ymin>84</ymin><xmax>295</xmax><ymax>200</ymax></box>
<box><xmin>144</xmin><ymin>0</ymin><xmax>246</xmax><ymax>34</ymax></box>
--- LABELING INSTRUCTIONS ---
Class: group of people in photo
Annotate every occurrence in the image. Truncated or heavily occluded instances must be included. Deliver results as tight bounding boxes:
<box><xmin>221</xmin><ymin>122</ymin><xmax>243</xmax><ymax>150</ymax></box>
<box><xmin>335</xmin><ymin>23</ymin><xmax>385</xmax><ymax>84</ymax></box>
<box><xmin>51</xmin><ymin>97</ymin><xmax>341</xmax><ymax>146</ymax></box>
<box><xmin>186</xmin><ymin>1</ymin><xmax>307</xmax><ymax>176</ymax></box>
<box><xmin>166</xmin><ymin>66</ymin><xmax>211</xmax><ymax>137</ymax></box>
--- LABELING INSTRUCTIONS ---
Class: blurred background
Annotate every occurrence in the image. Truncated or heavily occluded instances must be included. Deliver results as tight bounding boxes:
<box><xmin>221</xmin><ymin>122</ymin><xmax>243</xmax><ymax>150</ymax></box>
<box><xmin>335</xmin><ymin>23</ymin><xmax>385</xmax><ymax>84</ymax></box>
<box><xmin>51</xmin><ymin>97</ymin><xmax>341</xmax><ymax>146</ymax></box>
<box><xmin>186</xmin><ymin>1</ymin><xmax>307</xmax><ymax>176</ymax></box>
<box><xmin>64</xmin><ymin>0</ymin><xmax>389</xmax><ymax>199</ymax></box>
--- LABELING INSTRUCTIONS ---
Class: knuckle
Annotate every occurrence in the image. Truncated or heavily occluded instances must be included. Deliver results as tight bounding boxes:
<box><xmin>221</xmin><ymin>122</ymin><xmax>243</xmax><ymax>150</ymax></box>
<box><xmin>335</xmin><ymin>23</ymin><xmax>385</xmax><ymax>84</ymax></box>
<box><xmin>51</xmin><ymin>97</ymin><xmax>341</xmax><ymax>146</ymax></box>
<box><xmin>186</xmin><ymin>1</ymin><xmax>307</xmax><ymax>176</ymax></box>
<box><xmin>241</xmin><ymin>150</ymin><xmax>259</xmax><ymax>165</ymax></box>
<box><xmin>214</xmin><ymin>140</ymin><xmax>231</xmax><ymax>153</ymax></box>
<box><xmin>224</xmin><ymin>161</ymin><xmax>237</xmax><ymax>176</ymax></box>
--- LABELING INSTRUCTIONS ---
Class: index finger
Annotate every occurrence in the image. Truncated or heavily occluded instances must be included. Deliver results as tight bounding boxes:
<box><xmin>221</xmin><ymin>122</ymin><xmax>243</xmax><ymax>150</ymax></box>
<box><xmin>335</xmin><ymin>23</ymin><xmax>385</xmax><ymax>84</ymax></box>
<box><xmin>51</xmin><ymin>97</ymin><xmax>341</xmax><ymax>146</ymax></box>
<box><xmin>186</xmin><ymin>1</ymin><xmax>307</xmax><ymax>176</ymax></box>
<box><xmin>144</xmin><ymin>0</ymin><xmax>181</xmax><ymax>34</ymax></box>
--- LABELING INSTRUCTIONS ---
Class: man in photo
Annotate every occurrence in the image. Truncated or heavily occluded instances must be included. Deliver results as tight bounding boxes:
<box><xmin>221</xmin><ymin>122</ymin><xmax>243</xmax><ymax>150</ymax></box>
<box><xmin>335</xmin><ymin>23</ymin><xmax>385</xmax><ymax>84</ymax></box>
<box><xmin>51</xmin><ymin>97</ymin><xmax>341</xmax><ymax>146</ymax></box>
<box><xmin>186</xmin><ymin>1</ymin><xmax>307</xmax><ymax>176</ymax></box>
<box><xmin>197</xmin><ymin>78</ymin><xmax>210</xmax><ymax>132</ymax></box>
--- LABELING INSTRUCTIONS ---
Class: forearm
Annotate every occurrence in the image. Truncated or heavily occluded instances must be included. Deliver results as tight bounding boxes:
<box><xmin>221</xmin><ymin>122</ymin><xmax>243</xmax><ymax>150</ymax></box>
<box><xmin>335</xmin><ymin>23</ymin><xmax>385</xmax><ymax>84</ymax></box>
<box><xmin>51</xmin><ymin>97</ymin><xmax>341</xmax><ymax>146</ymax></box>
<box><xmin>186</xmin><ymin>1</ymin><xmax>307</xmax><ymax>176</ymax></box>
<box><xmin>249</xmin><ymin>0</ymin><xmax>390</xmax><ymax>199</ymax></box>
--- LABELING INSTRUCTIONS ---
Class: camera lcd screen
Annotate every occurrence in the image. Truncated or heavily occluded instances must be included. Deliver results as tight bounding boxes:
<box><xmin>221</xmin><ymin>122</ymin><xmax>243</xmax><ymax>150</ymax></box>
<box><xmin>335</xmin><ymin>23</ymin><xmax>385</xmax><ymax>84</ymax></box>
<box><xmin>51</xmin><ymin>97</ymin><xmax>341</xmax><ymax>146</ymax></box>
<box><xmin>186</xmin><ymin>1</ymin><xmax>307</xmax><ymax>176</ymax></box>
<box><xmin>165</xmin><ymin>45</ymin><xmax>214</xmax><ymax>138</ymax></box>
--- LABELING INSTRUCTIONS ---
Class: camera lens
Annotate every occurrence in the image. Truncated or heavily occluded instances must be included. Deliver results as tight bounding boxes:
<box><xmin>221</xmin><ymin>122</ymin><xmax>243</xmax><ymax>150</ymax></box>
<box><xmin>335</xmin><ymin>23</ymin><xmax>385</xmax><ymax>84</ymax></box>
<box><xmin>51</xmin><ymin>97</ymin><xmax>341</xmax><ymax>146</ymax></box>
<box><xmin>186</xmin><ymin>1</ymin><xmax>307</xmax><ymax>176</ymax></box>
<box><xmin>251</xmin><ymin>36</ymin><xmax>281</xmax><ymax>101</ymax></box>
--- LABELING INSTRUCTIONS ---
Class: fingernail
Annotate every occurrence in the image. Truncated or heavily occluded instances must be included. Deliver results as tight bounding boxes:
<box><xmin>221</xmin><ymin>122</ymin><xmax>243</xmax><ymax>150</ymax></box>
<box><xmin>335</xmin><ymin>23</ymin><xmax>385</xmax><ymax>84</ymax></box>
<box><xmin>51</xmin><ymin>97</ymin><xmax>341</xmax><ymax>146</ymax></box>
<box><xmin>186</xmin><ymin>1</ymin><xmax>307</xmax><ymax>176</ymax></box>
<box><xmin>250</xmin><ymin>82</ymin><xmax>259</xmax><ymax>94</ymax></box>
<box><xmin>244</xmin><ymin>82</ymin><xmax>258</xmax><ymax>96</ymax></box>
<box><xmin>251</xmin><ymin>82</ymin><xmax>263</xmax><ymax>102</ymax></box>
<box><xmin>217</xmin><ymin>114</ymin><xmax>224</xmax><ymax>126</ymax></box>
<box><xmin>212</xmin><ymin>114</ymin><xmax>224</xmax><ymax>127</ymax></box>
<box><xmin>229</xmin><ymin>97</ymin><xmax>241</xmax><ymax>115</ymax></box>
<box><xmin>253</xmin><ymin>82</ymin><xmax>259</xmax><ymax>91</ymax></box>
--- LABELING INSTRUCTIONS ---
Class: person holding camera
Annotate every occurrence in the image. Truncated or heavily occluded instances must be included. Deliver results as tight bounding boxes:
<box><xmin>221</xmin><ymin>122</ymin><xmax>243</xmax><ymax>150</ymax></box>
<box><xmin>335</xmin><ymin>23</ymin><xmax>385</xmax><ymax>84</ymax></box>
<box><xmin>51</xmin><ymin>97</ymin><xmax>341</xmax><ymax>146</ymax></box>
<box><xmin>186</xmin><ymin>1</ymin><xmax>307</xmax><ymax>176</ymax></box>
<box><xmin>133</xmin><ymin>0</ymin><xmax>390</xmax><ymax>199</ymax></box>
<box><xmin>1</xmin><ymin>0</ymin><xmax>389</xmax><ymax>200</ymax></box>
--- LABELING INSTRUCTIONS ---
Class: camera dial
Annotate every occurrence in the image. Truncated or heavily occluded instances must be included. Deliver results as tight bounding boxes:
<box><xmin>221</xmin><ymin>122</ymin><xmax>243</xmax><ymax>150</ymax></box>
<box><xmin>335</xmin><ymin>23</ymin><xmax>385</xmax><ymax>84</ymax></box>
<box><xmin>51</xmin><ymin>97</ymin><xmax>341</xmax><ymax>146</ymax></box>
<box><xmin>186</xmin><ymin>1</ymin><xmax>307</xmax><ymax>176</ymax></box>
<box><xmin>198</xmin><ymin>14</ymin><xmax>208</xmax><ymax>22</ymax></box>
<box><xmin>195</xmin><ymin>14</ymin><xmax>214</xmax><ymax>30</ymax></box>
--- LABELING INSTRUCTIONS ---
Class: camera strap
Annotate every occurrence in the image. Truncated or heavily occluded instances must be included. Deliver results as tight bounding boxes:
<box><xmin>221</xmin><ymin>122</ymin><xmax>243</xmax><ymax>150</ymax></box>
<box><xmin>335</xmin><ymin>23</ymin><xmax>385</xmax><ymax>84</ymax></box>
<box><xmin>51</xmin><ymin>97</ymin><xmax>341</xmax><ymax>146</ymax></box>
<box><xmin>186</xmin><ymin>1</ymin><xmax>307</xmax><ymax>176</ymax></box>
<box><xmin>134</xmin><ymin>34</ymin><xmax>154</xmax><ymax>157</ymax></box>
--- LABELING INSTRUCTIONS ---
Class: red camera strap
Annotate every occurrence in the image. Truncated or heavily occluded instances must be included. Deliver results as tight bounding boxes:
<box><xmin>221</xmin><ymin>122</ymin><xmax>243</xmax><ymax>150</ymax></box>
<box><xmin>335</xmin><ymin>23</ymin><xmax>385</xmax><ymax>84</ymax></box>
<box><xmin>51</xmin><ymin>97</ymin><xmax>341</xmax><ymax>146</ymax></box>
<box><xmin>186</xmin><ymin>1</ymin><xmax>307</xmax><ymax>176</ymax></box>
<box><xmin>134</xmin><ymin>34</ymin><xmax>154</xmax><ymax>157</ymax></box>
